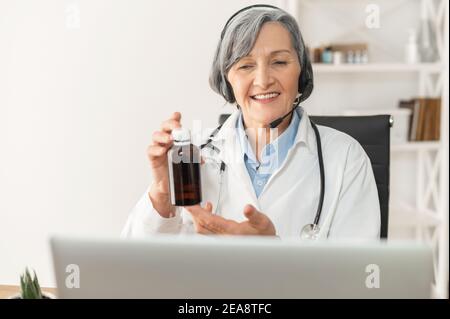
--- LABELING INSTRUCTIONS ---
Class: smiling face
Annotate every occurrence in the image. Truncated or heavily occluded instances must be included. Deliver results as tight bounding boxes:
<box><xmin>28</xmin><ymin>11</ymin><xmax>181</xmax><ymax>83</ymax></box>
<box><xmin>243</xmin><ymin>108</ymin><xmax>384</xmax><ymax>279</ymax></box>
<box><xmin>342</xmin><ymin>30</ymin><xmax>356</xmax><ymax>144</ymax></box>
<box><xmin>227</xmin><ymin>21</ymin><xmax>301</xmax><ymax>129</ymax></box>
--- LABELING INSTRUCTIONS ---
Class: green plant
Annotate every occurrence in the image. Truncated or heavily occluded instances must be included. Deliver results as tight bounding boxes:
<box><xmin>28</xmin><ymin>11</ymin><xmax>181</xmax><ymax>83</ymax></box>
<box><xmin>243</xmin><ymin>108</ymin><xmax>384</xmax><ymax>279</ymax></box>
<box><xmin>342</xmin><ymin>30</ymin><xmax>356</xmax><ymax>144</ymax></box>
<box><xmin>19</xmin><ymin>268</ymin><xmax>43</xmax><ymax>299</ymax></box>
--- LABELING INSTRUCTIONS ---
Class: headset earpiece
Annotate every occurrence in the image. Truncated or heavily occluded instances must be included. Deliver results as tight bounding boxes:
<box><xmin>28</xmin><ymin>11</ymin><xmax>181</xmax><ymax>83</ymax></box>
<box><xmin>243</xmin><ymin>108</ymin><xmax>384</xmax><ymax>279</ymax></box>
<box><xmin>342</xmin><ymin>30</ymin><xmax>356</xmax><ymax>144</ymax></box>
<box><xmin>298</xmin><ymin>47</ymin><xmax>314</xmax><ymax>103</ymax></box>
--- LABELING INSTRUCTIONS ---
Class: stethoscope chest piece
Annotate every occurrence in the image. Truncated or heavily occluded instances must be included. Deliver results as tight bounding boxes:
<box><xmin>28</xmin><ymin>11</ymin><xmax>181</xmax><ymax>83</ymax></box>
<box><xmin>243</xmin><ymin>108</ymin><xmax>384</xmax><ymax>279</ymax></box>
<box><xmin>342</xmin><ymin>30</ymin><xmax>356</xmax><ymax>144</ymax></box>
<box><xmin>300</xmin><ymin>224</ymin><xmax>320</xmax><ymax>240</ymax></box>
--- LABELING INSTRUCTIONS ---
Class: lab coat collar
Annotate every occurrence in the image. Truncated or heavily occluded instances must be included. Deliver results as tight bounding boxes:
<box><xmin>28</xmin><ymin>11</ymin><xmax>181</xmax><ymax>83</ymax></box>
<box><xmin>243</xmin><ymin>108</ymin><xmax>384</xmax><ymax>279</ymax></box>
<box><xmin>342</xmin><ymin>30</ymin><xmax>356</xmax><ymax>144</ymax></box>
<box><xmin>208</xmin><ymin>110</ymin><xmax>256</xmax><ymax>205</ymax></box>
<box><xmin>211</xmin><ymin>108</ymin><xmax>240</xmax><ymax>143</ymax></box>
<box><xmin>293</xmin><ymin>107</ymin><xmax>317</xmax><ymax>155</ymax></box>
<box><xmin>206</xmin><ymin>106</ymin><xmax>318</xmax><ymax>208</ymax></box>
<box><xmin>209</xmin><ymin>106</ymin><xmax>317</xmax><ymax>158</ymax></box>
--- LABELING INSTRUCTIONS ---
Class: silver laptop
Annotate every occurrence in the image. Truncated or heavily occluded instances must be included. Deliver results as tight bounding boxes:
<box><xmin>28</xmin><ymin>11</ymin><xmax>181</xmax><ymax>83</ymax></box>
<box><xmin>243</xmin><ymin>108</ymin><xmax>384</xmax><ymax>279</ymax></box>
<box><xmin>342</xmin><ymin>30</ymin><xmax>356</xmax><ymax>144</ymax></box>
<box><xmin>50</xmin><ymin>236</ymin><xmax>433</xmax><ymax>299</ymax></box>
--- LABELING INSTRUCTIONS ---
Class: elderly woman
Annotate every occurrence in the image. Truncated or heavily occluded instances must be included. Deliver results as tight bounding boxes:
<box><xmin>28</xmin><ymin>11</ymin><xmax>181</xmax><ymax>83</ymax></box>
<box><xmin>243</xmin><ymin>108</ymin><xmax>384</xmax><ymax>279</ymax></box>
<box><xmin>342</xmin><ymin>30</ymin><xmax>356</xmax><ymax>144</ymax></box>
<box><xmin>122</xmin><ymin>5</ymin><xmax>380</xmax><ymax>239</ymax></box>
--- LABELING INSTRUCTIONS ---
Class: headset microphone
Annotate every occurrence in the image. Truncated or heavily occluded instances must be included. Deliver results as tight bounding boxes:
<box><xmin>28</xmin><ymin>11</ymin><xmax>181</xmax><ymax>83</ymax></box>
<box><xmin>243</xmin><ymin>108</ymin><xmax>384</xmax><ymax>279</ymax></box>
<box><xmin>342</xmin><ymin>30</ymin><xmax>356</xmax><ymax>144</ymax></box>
<box><xmin>268</xmin><ymin>95</ymin><xmax>301</xmax><ymax>129</ymax></box>
<box><xmin>268</xmin><ymin>105</ymin><xmax>298</xmax><ymax>129</ymax></box>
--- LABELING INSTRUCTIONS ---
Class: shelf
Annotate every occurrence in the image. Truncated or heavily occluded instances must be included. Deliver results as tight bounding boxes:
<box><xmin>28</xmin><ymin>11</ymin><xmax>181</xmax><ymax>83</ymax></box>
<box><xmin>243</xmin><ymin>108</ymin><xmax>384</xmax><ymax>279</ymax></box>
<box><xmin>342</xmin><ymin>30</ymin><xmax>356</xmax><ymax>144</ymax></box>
<box><xmin>391</xmin><ymin>141</ymin><xmax>441</xmax><ymax>152</ymax></box>
<box><xmin>389</xmin><ymin>202</ymin><xmax>442</xmax><ymax>228</ymax></box>
<box><xmin>293</xmin><ymin>0</ymin><xmax>448</xmax><ymax>299</ymax></box>
<box><xmin>312</xmin><ymin>63</ymin><xmax>443</xmax><ymax>73</ymax></box>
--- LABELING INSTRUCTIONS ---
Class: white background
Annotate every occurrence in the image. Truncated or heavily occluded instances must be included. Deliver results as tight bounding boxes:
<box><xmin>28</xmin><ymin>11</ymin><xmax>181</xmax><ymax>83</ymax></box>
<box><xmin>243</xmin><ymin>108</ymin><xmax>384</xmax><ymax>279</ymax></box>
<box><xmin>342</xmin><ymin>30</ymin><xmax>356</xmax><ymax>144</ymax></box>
<box><xmin>0</xmin><ymin>0</ymin><xmax>439</xmax><ymax>287</ymax></box>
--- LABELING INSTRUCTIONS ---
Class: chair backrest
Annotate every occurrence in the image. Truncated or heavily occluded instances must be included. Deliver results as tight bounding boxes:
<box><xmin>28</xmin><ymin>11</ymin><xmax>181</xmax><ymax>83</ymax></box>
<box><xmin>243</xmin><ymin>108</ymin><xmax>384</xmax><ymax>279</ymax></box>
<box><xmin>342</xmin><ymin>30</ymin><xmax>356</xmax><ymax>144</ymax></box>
<box><xmin>218</xmin><ymin>114</ymin><xmax>391</xmax><ymax>238</ymax></box>
<box><xmin>309</xmin><ymin>115</ymin><xmax>391</xmax><ymax>239</ymax></box>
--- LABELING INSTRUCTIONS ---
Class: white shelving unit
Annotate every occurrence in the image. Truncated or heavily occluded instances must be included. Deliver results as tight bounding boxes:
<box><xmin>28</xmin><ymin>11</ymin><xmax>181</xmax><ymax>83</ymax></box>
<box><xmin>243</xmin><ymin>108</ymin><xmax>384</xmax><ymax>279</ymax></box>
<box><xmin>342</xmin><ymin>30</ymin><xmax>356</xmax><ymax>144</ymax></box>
<box><xmin>279</xmin><ymin>0</ymin><xmax>449</xmax><ymax>298</ymax></box>
<box><xmin>313</xmin><ymin>62</ymin><xmax>443</xmax><ymax>73</ymax></box>
<box><xmin>391</xmin><ymin>141</ymin><xmax>441</xmax><ymax>152</ymax></box>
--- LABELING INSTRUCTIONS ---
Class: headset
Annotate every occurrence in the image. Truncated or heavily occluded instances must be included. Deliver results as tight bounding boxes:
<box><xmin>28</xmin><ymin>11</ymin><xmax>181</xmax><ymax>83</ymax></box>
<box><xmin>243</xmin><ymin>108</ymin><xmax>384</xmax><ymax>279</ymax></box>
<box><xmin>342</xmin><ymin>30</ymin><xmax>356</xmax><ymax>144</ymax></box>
<box><xmin>201</xmin><ymin>4</ymin><xmax>324</xmax><ymax>239</ymax></box>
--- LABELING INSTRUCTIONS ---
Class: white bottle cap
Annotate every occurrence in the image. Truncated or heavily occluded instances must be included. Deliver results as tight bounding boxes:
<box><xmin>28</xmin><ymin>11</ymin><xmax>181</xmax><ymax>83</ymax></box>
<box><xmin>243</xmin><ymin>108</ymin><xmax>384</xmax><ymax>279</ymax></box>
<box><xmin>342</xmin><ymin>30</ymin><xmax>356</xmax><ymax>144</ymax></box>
<box><xmin>171</xmin><ymin>128</ymin><xmax>191</xmax><ymax>145</ymax></box>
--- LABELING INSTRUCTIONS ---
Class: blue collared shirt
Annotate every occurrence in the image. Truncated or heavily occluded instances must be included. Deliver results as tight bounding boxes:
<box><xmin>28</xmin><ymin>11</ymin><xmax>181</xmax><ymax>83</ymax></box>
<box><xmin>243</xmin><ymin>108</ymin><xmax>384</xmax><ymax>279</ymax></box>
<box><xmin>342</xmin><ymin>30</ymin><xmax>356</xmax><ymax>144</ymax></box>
<box><xmin>236</xmin><ymin>110</ymin><xmax>301</xmax><ymax>197</ymax></box>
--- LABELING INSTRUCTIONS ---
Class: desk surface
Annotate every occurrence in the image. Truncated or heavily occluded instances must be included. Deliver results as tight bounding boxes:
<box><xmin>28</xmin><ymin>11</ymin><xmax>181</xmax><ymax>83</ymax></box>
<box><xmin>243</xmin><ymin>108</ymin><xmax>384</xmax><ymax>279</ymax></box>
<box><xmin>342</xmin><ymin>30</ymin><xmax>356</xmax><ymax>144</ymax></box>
<box><xmin>0</xmin><ymin>285</ymin><xmax>57</xmax><ymax>299</ymax></box>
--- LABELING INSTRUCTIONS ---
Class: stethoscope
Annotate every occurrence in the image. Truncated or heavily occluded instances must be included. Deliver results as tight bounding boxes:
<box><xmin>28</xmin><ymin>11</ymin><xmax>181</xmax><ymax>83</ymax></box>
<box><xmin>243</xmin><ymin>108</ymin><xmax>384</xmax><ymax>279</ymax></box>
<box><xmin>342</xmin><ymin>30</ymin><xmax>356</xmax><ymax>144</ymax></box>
<box><xmin>199</xmin><ymin>106</ymin><xmax>325</xmax><ymax>240</ymax></box>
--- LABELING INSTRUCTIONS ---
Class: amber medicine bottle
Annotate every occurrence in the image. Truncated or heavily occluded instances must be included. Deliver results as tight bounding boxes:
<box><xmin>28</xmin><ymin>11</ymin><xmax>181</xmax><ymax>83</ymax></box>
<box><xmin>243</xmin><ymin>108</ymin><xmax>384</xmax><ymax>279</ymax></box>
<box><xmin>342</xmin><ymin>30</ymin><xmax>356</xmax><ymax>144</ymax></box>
<box><xmin>168</xmin><ymin>128</ymin><xmax>202</xmax><ymax>206</ymax></box>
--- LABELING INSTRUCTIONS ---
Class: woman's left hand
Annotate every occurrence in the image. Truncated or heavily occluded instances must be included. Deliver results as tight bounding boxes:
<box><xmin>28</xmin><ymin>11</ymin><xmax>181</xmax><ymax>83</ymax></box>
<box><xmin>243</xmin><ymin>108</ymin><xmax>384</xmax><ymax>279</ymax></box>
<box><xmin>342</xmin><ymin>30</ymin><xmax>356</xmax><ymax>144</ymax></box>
<box><xmin>186</xmin><ymin>202</ymin><xmax>277</xmax><ymax>236</ymax></box>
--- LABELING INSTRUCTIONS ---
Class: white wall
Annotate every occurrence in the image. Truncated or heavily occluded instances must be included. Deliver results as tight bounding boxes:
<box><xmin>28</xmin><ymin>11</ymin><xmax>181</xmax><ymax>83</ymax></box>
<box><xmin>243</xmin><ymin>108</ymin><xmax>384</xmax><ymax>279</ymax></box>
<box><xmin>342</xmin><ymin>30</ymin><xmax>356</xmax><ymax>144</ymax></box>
<box><xmin>0</xmin><ymin>0</ymin><xmax>283</xmax><ymax>286</ymax></box>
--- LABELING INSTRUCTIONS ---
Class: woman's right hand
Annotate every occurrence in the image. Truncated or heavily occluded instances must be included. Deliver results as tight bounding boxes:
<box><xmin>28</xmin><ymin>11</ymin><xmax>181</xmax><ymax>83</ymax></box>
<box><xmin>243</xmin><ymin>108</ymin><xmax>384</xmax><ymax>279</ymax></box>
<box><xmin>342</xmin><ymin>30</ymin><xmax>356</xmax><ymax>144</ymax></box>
<box><xmin>147</xmin><ymin>112</ymin><xmax>182</xmax><ymax>218</ymax></box>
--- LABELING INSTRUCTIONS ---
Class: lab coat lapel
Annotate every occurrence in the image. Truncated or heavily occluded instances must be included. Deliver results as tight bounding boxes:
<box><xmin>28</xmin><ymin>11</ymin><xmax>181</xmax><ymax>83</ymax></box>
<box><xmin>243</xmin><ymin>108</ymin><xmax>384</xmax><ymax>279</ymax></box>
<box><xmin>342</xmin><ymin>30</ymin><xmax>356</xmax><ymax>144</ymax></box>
<box><xmin>208</xmin><ymin>110</ymin><xmax>260</xmax><ymax>209</ymax></box>
<box><xmin>207</xmin><ymin>107</ymin><xmax>319</xmax><ymax>211</ymax></box>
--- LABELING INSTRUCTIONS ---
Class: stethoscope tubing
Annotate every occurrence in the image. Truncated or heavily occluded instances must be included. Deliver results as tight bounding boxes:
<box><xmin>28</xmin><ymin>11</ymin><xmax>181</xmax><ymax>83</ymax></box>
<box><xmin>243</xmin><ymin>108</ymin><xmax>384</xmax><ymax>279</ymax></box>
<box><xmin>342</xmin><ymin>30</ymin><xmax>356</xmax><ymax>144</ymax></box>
<box><xmin>200</xmin><ymin>117</ymin><xmax>325</xmax><ymax>229</ymax></box>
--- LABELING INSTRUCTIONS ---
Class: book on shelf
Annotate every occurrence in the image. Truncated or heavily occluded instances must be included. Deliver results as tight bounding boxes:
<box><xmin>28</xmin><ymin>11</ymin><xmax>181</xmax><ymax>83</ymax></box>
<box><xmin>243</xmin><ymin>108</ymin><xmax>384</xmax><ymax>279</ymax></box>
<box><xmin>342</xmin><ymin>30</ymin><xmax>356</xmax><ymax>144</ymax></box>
<box><xmin>398</xmin><ymin>97</ymin><xmax>441</xmax><ymax>141</ymax></box>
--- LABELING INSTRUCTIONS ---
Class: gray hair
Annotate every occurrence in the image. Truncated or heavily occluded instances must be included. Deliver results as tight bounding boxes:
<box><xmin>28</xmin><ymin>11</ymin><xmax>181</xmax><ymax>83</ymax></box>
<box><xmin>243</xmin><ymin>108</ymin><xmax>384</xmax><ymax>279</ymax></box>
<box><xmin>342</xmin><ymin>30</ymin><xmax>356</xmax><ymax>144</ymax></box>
<box><xmin>209</xmin><ymin>7</ymin><xmax>307</xmax><ymax>104</ymax></box>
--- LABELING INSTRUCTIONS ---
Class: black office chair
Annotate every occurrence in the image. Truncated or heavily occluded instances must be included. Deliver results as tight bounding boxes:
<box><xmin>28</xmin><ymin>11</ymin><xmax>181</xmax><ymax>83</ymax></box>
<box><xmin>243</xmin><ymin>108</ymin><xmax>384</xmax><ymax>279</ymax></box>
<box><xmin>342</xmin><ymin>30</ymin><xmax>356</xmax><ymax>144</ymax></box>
<box><xmin>218</xmin><ymin>114</ymin><xmax>391</xmax><ymax>239</ymax></box>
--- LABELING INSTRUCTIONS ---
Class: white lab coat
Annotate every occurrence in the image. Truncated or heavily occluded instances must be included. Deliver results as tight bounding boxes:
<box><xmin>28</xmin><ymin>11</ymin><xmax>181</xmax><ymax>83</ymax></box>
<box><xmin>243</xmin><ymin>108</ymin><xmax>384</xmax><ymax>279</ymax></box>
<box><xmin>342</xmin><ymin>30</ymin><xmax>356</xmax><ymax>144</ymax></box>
<box><xmin>121</xmin><ymin>108</ymin><xmax>380</xmax><ymax>239</ymax></box>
